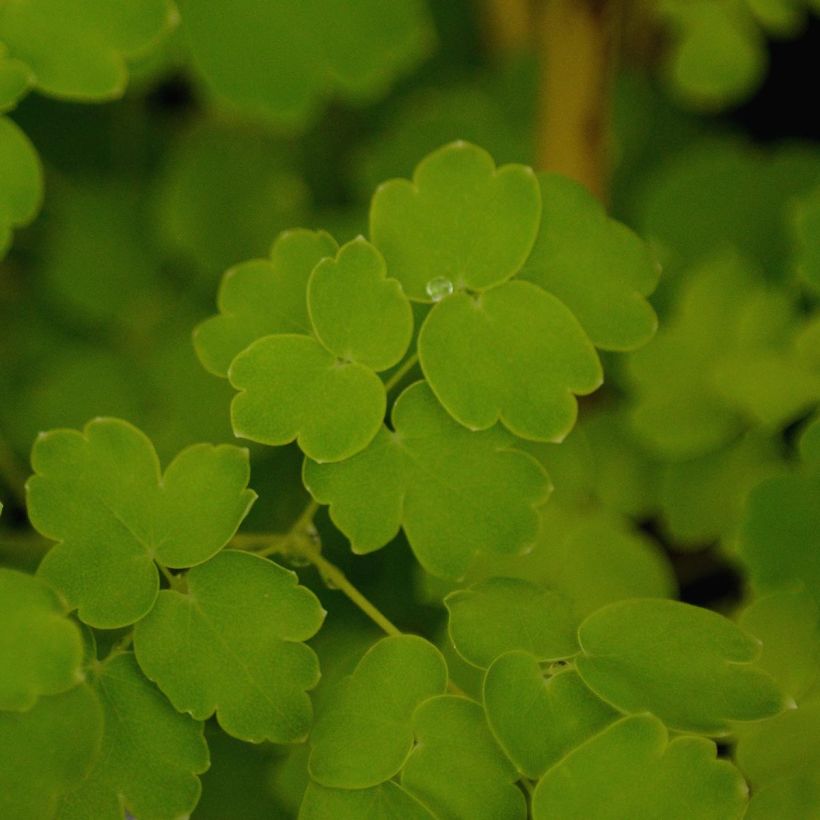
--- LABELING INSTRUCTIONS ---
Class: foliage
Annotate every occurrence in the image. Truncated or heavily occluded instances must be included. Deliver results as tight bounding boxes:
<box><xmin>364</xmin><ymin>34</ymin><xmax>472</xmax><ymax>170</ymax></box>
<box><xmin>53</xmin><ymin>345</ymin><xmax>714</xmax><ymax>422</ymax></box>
<box><xmin>1</xmin><ymin>1</ymin><xmax>819</xmax><ymax>818</ymax></box>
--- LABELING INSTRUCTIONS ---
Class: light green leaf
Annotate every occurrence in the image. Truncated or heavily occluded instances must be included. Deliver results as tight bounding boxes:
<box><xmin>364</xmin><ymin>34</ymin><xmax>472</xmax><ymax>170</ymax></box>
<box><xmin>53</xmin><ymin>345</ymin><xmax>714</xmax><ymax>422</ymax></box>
<box><xmin>419</xmin><ymin>280</ymin><xmax>602</xmax><ymax>442</ymax></box>
<box><xmin>0</xmin><ymin>0</ymin><xmax>175</xmax><ymax>100</ymax></box>
<box><xmin>746</xmin><ymin>0</ymin><xmax>805</xmax><ymax>36</ymax></box>
<box><xmin>0</xmin><ymin>47</ymin><xmax>33</xmax><ymax>111</ymax></box>
<box><xmin>484</xmin><ymin>654</ymin><xmax>617</xmax><ymax>778</ymax></box>
<box><xmin>304</xmin><ymin>381</ymin><xmax>550</xmax><ymax>578</ymax></box>
<box><xmin>735</xmin><ymin>699</ymin><xmax>820</xmax><ymax>788</ymax></box>
<box><xmin>0</xmin><ymin>115</ymin><xmax>42</xmax><ymax>257</ymax></box>
<box><xmin>180</xmin><ymin>0</ymin><xmax>432</xmax><ymax>127</ymax></box>
<box><xmin>739</xmin><ymin>472</ymin><xmax>820</xmax><ymax>602</ymax></box>
<box><xmin>0</xmin><ymin>568</ymin><xmax>84</xmax><ymax>711</ymax></box>
<box><xmin>401</xmin><ymin>695</ymin><xmax>526</xmax><ymax>820</ymax></box>
<box><xmin>195</xmin><ymin>229</ymin><xmax>338</xmax><ymax>377</ymax></box>
<box><xmin>520</xmin><ymin>173</ymin><xmax>659</xmax><ymax>351</ymax></box>
<box><xmin>445</xmin><ymin>577</ymin><xmax>578</xmax><ymax>668</ymax></box>
<box><xmin>660</xmin><ymin>0</ymin><xmax>766</xmax><ymax>110</ymax></box>
<box><xmin>309</xmin><ymin>635</ymin><xmax>447</xmax><ymax>788</ymax></box>
<box><xmin>57</xmin><ymin>653</ymin><xmax>208</xmax><ymax>820</ymax></box>
<box><xmin>0</xmin><ymin>684</ymin><xmax>103</xmax><ymax>820</ymax></box>
<box><xmin>738</xmin><ymin>588</ymin><xmax>820</xmax><ymax>701</ymax></box>
<box><xmin>229</xmin><ymin>334</ymin><xmax>385</xmax><ymax>462</ymax></box>
<box><xmin>134</xmin><ymin>550</ymin><xmax>324</xmax><ymax>743</ymax></box>
<box><xmin>532</xmin><ymin>714</ymin><xmax>748</xmax><ymax>820</ymax></box>
<box><xmin>29</xmin><ymin>418</ymin><xmax>256</xmax><ymax>628</ymax></box>
<box><xmin>299</xmin><ymin>781</ymin><xmax>436</xmax><ymax>820</ymax></box>
<box><xmin>576</xmin><ymin>599</ymin><xmax>785</xmax><ymax>734</ymax></box>
<box><xmin>307</xmin><ymin>237</ymin><xmax>413</xmax><ymax>371</ymax></box>
<box><xmin>745</xmin><ymin>770</ymin><xmax>820</xmax><ymax>820</ymax></box>
<box><xmin>370</xmin><ymin>141</ymin><xmax>541</xmax><ymax>300</ymax></box>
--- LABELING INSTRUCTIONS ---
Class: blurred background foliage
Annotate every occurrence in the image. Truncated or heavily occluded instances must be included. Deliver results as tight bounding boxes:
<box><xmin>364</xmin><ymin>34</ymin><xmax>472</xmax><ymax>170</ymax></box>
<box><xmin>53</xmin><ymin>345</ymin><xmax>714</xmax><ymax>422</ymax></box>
<box><xmin>1</xmin><ymin>0</ymin><xmax>820</xmax><ymax>815</ymax></box>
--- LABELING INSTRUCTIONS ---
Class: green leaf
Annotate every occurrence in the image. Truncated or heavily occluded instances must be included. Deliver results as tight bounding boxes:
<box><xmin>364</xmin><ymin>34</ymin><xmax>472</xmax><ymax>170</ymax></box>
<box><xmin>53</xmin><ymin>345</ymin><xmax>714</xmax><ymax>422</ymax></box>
<box><xmin>626</xmin><ymin>252</ymin><xmax>751</xmax><ymax>459</ymax></box>
<box><xmin>304</xmin><ymin>381</ymin><xmax>550</xmax><ymax>578</ymax></box>
<box><xmin>370</xmin><ymin>141</ymin><xmax>541</xmax><ymax>300</ymax></box>
<box><xmin>735</xmin><ymin>699</ymin><xmax>820</xmax><ymax>794</ymax></box>
<box><xmin>532</xmin><ymin>714</ymin><xmax>748</xmax><ymax>820</ymax></box>
<box><xmin>307</xmin><ymin>237</ymin><xmax>413</xmax><ymax>371</ymax></box>
<box><xmin>229</xmin><ymin>334</ymin><xmax>385</xmax><ymax>462</ymax></box>
<box><xmin>444</xmin><ymin>577</ymin><xmax>578</xmax><ymax>668</ymax></box>
<box><xmin>520</xmin><ymin>173</ymin><xmax>659</xmax><ymax>351</ymax></box>
<box><xmin>794</xmin><ymin>183</ymin><xmax>820</xmax><ymax>290</ymax></box>
<box><xmin>0</xmin><ymin>684</ymin><xmax>103</xmax><ymax>820</ymax></box>
<box><xmin>657</xmin><ymin>433</ymin><xmax>783</xmax><ymax>549</ymax></box>
<box><xmin>746</xmin><ymin>0</ymin><xmax>806</xmax><ymax>36</ymax></box>
<box><xmin>576</xmin><ymin>599</ymin><xmax>785</xmax><ymax>734</ymax></box>
<box><xmin>738</xmin><ymin>588</ymin><xmax>820</xmax><ymax>701</ymax></box>
<box><xmin>0</xmin><ymin>568</ymin><xmax>84</xmax><ymax>711</ymax></box>
<box><xmin>401</xmin><ymin>695</ymin><xmax>526</xmax><ymax>820</ymax></box>
<box><xmin>419</xmin><ymin>280</ymin><xmax>602</xmax><ymax>442</ymax></box>
<box><xmin>180</xmin><ymin>0</ymin><xmax>432</xmax><ymax>127</ymax></box>
<box><xmin>0</xmin><ymin>0</ymin><xmax>175</xmax><ymax>100</ymax></box>
<box><xmin>156</xmin><ymin>123</ymin><xmax>312</xmax><ymax>279</ymax></box>
<box><xmin>134</xmin><ymin>550</ymin><xmax>324</xmax><ymax>743</ymax></box>
<box><xmin>484</xmin><ymin>653</ymin><xmax>617</xmax><ymax>778</ymax></box>
<box><xmin>745</xmin><ymin>770</ymin><xmax>820</xmax><ymax>820</ymax></box>
<box><xmin>0</xmin><ymin>115</ymin><xmax>42</xmax><ymax>257</ymax></box>
<box><xmin>195</xmin><ymin>229</ymin><xmax>338</xmax><ymax>377</ymax></box>
<box><xmin>299</xmin><ymin>781</ymin><xmax>436</xmax><ymax>820</ymax></box>
<box><xmin>660</xmin><ymin>0</ymin><xmax>766</xmax><ymax>110</ymax></box>
<box><xmin>0</xmin><ymin>47</ymin><xmax>33</xmax><ymax>111</ymax></box>
<box><xmin>57</xmin><ymin>653</ymin><xmax>209</xmax><ymax>820</ymax></box>
<box><xmin>309</xmin><ymin>635</ymin><xmax>447</xmax><ymax>788</ymax></box>
<box><xmin>29</xmin><ymin>418</ymin><xmax>256</xmax><ymax>628</ymax></box>
<box><xmin>739</xmin><ymin>472</ymin><xmax>820</xmax><ymax>602</ymax></box>
<box><xmin>800</xmin><ymin>414</ymin><xmax>820</xmax><ymax>468</ymax></box>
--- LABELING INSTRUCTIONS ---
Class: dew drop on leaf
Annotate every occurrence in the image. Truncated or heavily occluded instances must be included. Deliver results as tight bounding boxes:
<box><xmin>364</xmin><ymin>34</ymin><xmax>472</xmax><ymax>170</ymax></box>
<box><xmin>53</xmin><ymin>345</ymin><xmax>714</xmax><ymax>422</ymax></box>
<box><xmin>425</xmin><ymin>277</ymin><xmax>454</xmax><ymax>302</ymax></box>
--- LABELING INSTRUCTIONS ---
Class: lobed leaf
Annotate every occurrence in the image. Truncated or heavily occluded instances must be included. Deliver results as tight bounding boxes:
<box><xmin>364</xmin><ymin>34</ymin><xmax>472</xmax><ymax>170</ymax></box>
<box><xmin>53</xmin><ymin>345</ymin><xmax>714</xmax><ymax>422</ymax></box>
<box><xmin>299</xmin><ymin>781</ymin><xmax>436</xmax><ymax>820</ymax></box>
<box><xmin>180</xmin><ymin>0</ymin><xmax>432</xmax><ymax>127</ymax></box>
<box><xmin>739</xmin><ymin>471</ymin><xmax>820</xmax><ymax>603</ymax></box>
<box><xmin>304</xmin><ymin>381</ymin><xmax>550</xmax><ymax>578</ymax></box>
<box><xmin>28</xmin><ymin>418</ymin><xmax>256</xmax><ymax>627</ymax></box>
<box><xmin>0</xmin><ymin>568</ymin><xmax>84</xmax><ymax>711</ymax></box>
<box><xmin>444</xmin><ymin>577</ymin><xmax>578</xmax><ymax>669</ymax></box>
<box><xmin>419</xmin><ymin>280</ymin><xmax>602</xmax><ymax>442</ymax></box>
<box><xmin>0</xmin><ymin>684</ymin><xmax>103</xmax><ymax>820</ymax></box>
<box><xmin>134</xmin><ymin>550</ymin><xmax>324</xmax><ymax>743</ymax></box>
<box><xmin>401</xmin><ymin>695</ymin><xmax>526</xmax><ymax>820</ymax></box>
<box><xmin>309</xmin><ymin>634</ymin><xmax>447</xmax><ymax>788</ymax></box>
<box><xmin>370</xmin><ymin>141</ymin><xmax>541</xmax><ymax>300</ymax></box>
<box><xmin>520</xmin><ymin>173</ymin><xmax>659</xmax><ymax>351</ymax></box>
<box><xmin>484</xmin><ymin>653</ymin><xmax>617</xmax><ymax>778</ymax></box>
<box><xmin>0</xmin><ymin>115</ymin><xmax>42</xmax><ymax>258</ymax></box>
<box><xmin>575</xmin><ymin>598</ymin><xmax>786</xmax><ymax>734</ymax></box>
<box><xmin>738</xmin><ymin>588</ymin><xmax>820</xmax><ymax>701</ymax></box>
<box><xmin>194</xmin><ymin>228</ymin><xmax>338</xmax><ymax>377</ymax></box>
<box><xmin>307</xmin><ymin>237</ymin><xmax>413</xmax><ymax>372</ymax></box>
<box><xmin>56</xmin><ymin>653</ymin><xmax>208</xmax><ymax>820</ymax></box>
<box><xmin>229</xmin><ymin>334</ymin><xmax>386</xmax><ymax>463</ymax></box>
<box><xmin>0</xmin><ymin>46</ymin><xmax>33</xmax><ymax>111</ymax></box>
<box><xmin>532</xmin><ymin>714</ymin><xmax>748</xmax><ymax>819</ymax></box>
<box><xmin>0</xmin><ymin>0</ymin><xmax>175</xmax><ymax>101</ymax></box>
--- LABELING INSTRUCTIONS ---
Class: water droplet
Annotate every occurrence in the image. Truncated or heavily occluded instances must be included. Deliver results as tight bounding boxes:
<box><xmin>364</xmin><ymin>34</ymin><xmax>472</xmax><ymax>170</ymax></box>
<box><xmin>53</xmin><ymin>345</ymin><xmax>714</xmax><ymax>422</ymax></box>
<box><xmin>426</xmin><ymin>276</ymin><xmax>454</xmax><ymax>302</ymax></box>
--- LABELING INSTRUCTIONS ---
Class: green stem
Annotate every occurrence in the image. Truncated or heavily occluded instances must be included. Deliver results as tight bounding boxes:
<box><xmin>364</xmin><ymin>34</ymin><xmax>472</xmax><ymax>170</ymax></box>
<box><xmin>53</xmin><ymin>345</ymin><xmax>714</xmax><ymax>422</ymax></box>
<box><xmin>383</xmin><ymin>351</ymin><xmax>419</xmax><ymax>396</ymax></box>
<box><xmin>158</xmin><ymin>563</ymin><xmax>186</xmax><ymax>592</ymax></box>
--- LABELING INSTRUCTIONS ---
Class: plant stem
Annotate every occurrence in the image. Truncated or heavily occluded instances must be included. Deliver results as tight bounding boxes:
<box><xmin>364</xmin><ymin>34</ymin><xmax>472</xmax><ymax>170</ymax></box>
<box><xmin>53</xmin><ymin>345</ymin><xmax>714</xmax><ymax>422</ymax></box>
<box><xmin>383</xmin><ymin>351</ymin><xmax>419</xmax><ymax>396</ymax></box>
<box><xmin>535</xmin><ymin>0</ymin><xmax>622</xmax><ymax>202</ymax></box>
<box><xmin>481</xmin><ymin>0</ymin><xmax>533</xmax><ymax>55</ymax></box>
<box><xmin>158</xmin><ymin>563</ymin><xmax>186</xmax><ymax>592</ymax></box>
